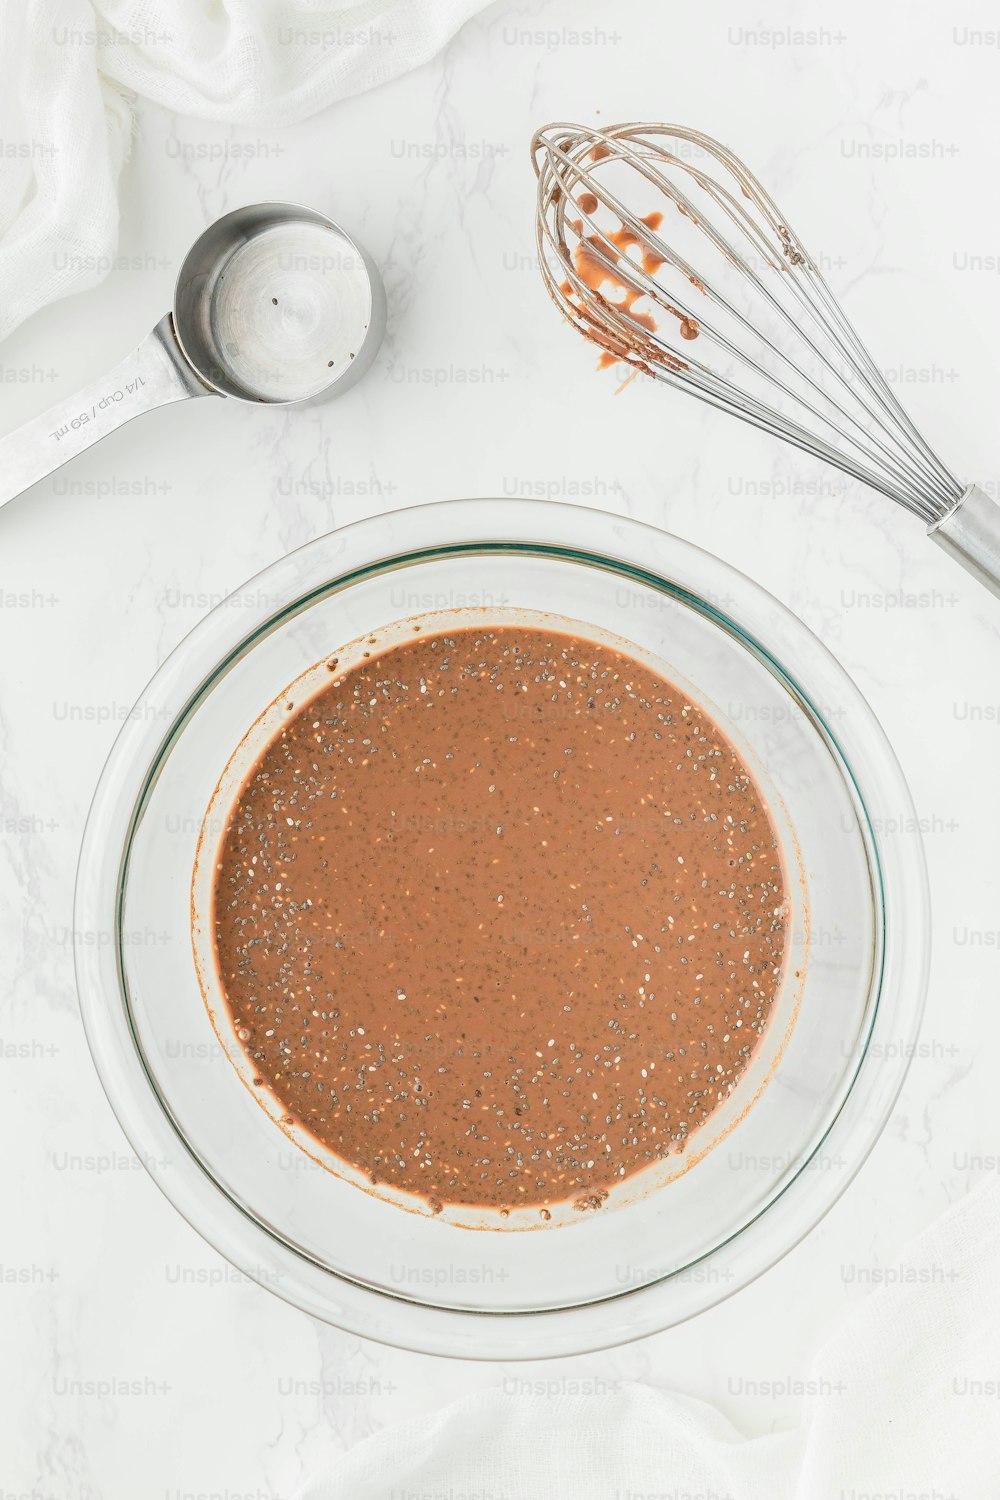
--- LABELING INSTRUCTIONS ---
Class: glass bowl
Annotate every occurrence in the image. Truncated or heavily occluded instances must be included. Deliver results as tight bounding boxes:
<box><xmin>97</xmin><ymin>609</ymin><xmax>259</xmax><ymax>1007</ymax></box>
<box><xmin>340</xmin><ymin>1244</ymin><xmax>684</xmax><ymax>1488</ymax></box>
<box><xmin>74</xmin><ymin>499</ymin><xmax>929</xmax><ymax>1358</ymax></box>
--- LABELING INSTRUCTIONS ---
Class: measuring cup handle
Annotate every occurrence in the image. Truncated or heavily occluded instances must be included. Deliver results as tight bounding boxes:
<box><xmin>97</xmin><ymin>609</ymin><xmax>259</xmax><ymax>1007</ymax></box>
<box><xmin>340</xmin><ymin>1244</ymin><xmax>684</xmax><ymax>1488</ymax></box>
<box><xmin>0</xmin><ymin>314</ymin><xmax>212</xmax><ymax>511</ymax></box>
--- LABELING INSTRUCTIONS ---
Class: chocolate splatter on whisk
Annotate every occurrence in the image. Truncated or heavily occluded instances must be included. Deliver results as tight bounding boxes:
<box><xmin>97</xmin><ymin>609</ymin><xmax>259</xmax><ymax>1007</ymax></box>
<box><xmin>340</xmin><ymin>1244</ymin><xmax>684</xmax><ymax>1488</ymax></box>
<box><xmin>532</xmin><ymin>121</ymin><xmax>1000</xmax><ymax>598</ymax></box>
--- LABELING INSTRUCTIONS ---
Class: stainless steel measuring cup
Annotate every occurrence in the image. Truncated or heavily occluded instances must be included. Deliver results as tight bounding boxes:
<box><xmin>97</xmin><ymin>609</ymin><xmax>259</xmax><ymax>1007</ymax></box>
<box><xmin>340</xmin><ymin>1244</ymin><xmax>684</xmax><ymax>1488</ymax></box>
<box><xmin>0</xmin><ymin>201</ymin><xmax>387</xmax><ymax>509</ymax></box>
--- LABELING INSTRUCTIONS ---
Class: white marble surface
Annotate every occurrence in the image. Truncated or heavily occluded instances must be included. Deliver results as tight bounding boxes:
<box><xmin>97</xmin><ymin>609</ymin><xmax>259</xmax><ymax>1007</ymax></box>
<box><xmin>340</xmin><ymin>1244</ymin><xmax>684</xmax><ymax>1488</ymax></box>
<box><xmin>2</xmin><ymin>0</ymin><xmax>1000</xmax><ymax>1493</ymax></box>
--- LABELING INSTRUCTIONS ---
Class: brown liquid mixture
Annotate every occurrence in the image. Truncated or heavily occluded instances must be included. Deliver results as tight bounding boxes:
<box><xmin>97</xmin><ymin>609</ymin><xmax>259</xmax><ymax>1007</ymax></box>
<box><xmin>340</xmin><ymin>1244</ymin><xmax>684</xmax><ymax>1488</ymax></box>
<box><xmin>211</xmin><ymin>626</ymin><xmax>787</xmax><ymax>1216</ymax></box>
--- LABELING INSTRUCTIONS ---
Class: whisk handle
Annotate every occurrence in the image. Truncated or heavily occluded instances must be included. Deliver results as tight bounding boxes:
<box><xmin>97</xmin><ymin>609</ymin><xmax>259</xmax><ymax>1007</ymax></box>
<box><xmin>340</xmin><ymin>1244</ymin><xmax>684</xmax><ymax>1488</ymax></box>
<box><xmin>928</xmin><ymin>485</ymin><xmax>1000</xmax><ymax>600</ymax></box>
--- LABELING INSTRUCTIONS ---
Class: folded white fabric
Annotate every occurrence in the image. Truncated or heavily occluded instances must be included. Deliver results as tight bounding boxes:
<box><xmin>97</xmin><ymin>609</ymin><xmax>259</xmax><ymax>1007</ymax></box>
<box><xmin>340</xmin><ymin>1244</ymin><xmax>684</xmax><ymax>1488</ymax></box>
<box><xmin>301</xmin><ymin>1172</ymin><xmax>1000</xmax><ymax>1500</ymax></box>
<box><xmin>0</xmin><ymin>0</ymin><xmax>492</xmax><ymax>340</ymax></box>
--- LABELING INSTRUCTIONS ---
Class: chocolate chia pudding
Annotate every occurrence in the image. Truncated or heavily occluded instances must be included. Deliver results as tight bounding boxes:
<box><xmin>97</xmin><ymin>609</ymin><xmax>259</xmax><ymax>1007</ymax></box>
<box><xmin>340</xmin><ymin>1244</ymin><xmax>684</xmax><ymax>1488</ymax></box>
<box><xmin>207</xmin><ymin>623</ymin><xmax>788</xmax><ymax>1217</ymax></box>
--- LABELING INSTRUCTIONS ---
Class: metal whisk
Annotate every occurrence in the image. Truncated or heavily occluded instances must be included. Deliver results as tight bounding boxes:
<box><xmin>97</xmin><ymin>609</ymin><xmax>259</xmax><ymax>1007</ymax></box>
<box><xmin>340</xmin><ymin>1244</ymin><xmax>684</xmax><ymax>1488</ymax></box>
<box><xmin>532</xmin><ymin>121</ymin><xmax>1000</xmax><ymax>598</ymax></box>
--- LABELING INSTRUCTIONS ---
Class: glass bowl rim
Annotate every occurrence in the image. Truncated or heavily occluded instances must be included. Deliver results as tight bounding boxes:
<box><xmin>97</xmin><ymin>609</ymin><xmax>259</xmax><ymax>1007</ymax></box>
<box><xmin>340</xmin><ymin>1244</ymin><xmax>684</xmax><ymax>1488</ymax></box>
<box><xmin>73</xmin><ymin>497</ymin><xmax>930</xmax><ymax>1358</ymax></box>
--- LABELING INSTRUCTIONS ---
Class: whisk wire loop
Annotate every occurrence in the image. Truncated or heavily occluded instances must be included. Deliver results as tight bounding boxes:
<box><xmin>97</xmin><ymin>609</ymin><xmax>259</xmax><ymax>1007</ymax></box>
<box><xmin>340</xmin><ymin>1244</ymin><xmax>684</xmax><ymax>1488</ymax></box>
<box><xmin>532</xmin><ymin>122</ymin><xmax>964</xmax><ymax>525</ymax></box>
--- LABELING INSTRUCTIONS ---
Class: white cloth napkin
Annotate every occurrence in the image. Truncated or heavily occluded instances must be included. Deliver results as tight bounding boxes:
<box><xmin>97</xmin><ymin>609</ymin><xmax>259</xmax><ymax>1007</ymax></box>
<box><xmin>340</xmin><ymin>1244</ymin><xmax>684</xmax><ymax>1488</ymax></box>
<box><xmin>0</xmin><ymin>0</ymin><xmax>491</xmax><ymax>341</ymax></box>
<box><xmin>302</xmin><ymin>1172</ymin><xmax>1000</xmax><ymax>1500</ymax></box>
